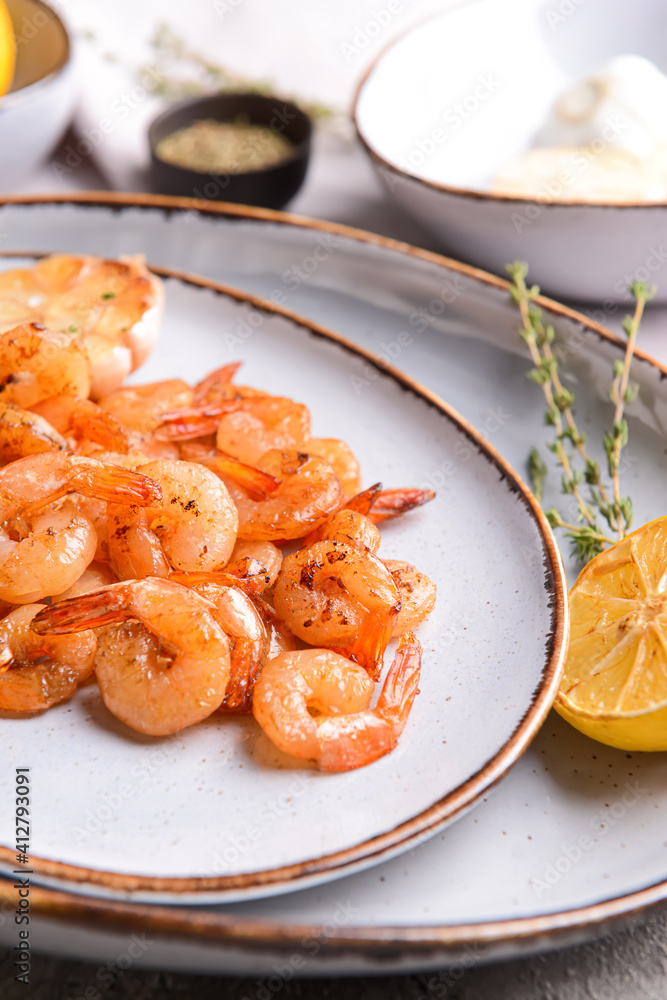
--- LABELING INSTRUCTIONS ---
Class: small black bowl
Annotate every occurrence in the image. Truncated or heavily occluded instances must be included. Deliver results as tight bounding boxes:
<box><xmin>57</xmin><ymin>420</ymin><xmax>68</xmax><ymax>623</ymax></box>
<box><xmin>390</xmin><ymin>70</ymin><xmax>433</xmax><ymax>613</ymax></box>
<box><xmin>148</xmin><ymin>93</ymin><xmax>312</xmax><ymax>210</ymax></box>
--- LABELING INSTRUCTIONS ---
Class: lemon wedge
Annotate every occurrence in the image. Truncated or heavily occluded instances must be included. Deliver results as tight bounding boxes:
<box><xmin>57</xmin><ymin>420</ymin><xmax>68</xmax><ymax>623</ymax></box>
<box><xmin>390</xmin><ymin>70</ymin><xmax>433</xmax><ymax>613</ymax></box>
<box><xmin>0</xmin><ymin>0</ymin><xmax>15</xmax><ymax>98</ymax></box>
<box><xmin>556</xmin><ymin>516</ymin><xmax>667</xmax><ymax>750</ymax></box>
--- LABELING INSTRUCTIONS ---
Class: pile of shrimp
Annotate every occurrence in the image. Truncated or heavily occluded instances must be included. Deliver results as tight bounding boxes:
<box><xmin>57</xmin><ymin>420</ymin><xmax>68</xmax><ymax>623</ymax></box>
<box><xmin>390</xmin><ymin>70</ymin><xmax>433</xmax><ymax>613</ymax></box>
<box><xmin>0</xmin><ymin>258</ymin><xmax>437</xmax><ymax>772</ymax></box>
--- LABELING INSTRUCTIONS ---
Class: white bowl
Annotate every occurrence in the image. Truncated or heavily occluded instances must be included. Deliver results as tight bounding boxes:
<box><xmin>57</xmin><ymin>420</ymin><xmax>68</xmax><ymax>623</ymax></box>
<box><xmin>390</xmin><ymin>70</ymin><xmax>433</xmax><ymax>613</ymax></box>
<box><xmin>0</xmin><ymin>0</ymin><xmax>75</xmax><ymax>189</ymax></box>
<box><xmin>354</xmin><ymin>0</ymin><xmax>667</xmax><ymax>303</ymax></box>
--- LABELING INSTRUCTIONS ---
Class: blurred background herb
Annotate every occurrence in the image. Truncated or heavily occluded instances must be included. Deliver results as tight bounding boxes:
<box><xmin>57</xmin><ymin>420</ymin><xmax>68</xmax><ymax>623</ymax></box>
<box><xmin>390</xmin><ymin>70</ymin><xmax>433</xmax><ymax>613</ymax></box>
<box><xmin>137</xmin><ymin>23</ymin><xmax>337</xmax><ymax>121</ymax></box>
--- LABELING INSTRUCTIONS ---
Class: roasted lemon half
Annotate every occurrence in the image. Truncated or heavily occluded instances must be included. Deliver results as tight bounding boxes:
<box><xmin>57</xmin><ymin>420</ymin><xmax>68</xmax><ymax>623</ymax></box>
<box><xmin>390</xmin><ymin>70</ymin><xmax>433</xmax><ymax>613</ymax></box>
<box><xmin>556</xmin><ymin>517</ymin><xmax>667</xmax><ymax>751</ymax></box>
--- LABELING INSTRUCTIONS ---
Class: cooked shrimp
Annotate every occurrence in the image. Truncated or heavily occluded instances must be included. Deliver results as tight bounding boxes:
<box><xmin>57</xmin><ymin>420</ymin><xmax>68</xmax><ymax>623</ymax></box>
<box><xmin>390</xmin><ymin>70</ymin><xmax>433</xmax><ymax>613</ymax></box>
<box><xmin>107</xmin><ymin>459</ymin><xmax>238</xmax><ymax>580</ymax></box>
<box><xmin>0</xmin><ymin>501</ymin><xmax>99</xmax><ymax>604</ymax></box>
<box><xmin>252</xmin><ymin>596</ymin><xmax>296</xmax><ymax>660</ymax></box>
<box><xmin>0</xmin><ymin>400</ymin><xmax>69</xmax><ymax>461</ymax></box>
<box><xmin>88</xmin><ymin>434</ymin><xmax>180</xmax><ymax>464</ymax></box>
<box><xmin>164</xmin><ymin>368</ymin><xmax>261</xmax><ymax>419</ymax></box>
<box><xmin>159</xmin><ymin>395</ymin><xmax>311</xmax><ymax>466</ymax></box>
<box><xmin>226</xmin><ymin>450</ymin><xmax>343</xmax><ymax>541</ymax></box>
<box><xmin>192</xmin><ymin>362</ymin><xmax>242</xmax><ymax>404</ymax></box>
<box><xmin>0</xmin><ymin>604</ymin><xmax>96</xmax><ymax>713</ymax></box>
<box><xmin>169</xmin><ymin>559</ymin><xmax>272</xmax><ymax>597</ymax></box>
<box><xmin>0</xmin><ymin>323</ymin><xmax>91</xmax><ymax>407</ymax></box>
<box><xmin>84</xmin><ymin>337</ymin><xmax>136</xmax><ymax>401</ymax></box>
<box><xmin>73</xmin><ymin>413</ymin><xmax>179</xmax><ymax>462</ymax></box>
<box><xmin>0</xmin><ymin>452</ymin><xmax>162</xmax><ymax>517</ymax></box>
<box><xmin>154</xmin><ymin>393</ymin><xmax>260</xmax><ymax>440</ymax></box>
<box><xmin>179</xmin><ymin>578</ymin><xmax>267</xmax><ymax>713</ymax></box>
<box><xmin>51</xmin><ymin>561</ymin><xmax>118</xmax><ymax>602</ymax></box>
<box><xmin>385</xmin><ymin>560</ymin><xmax>437</xmax><ymax>636</ymax></box>
<box><xmin>98</xmin><ymin>378</ymin><xmax>193</xmax><ymax>433</ymax></box>
<box><xmin>306</xmin><ymin>438</ymin><xmax>361</xmax><ymax>499</ymax></box>
<box><xmin>322</xmin><ymin>483</ymin><xmax>435</xmax><ymax>526</ymax></box>
<box><xmin>72</xmin><ymin>495</ymin><xmax>110</xmax><ymax>564</ymax></box>
<box><xmin>121</xmin><ymin>432</ymin><xmax>181</xmax><ymax>462</ymax></box>
<box><xmin>321</xmin><ymin>483</ymin><xmax>435</xmax><ymax>526</ymax></box>
<box><xmin>37</xmin><ymin>391</ymin><xmax>179</xmax><ymax>461</ymax></box>
<box><xmin>273</xmin><ymin>540</ymin><xmax>401</xmax><ymax>678</ymax></box>
<box><xmin>170</xmin><ymin>558</ymin><xmax>293</xmax><ymax>699</ymax></box>
<box><xmin>167</xmin><ymin>572</ymin><xmax>292</xmax><ymax>710</ymax></box>
<box><xmin>32</xmin><ymin>578</ymin><xmax>231</xmax><ymax>735</ymax></box>
<box><xmin>71</xmin><ymin>456</ymin><xmax>175</xmax><ymax>566</ymax></box>
<box><xmin>327</xmin><ymin>510</ymin><xmax>380</xmax><ymax>553</ymax></box>
<box><xmin>179</xmin><ymin>442</ymin><xmax>280</xmax><ymax>501</ymax></box>
<box><xmin>226</xmin><ymin>538</ymin><xmax>282</xmax><ymax>589</ymax></box>
<box><xmin>0</xmin><ymin>254</ymin><xmax>164</xmax><ymax>398</ymax></box>
<box><xmin>30</xmin><ymin>396</ymin><xmax>129</xmax><ymax>454</ymax></box>
<box><xmin>217</xmin><ymin>395</ymin><xmax>310</xmax><ymax>464</ymax></box>
<box><xmin>84</xmin><ymin>451</ymin><xmax>144</xmax><ymax>471</ymax></box>
<box><xmin>253</xmin><ymin>633</ymin><xmax>421</xmax><ymax>771</ymax></box>
<box><xmin>301</xmin><ymin>509</ymin><xmax>381</xmax><ymax>554</ymax></box>
<box><xmin>0</xmin><ymin>597</ymin><xmax>15</xmax><ymax>621</ymax></box>
<box><xmin>301</xmin><ymin>483</ymin><xmax>434</xmax><ymax>547</ymax></box>
<box><xmin>0</xmin><ymin>453</ymin><xmax>161</xmax><ymax>603</ymax></box>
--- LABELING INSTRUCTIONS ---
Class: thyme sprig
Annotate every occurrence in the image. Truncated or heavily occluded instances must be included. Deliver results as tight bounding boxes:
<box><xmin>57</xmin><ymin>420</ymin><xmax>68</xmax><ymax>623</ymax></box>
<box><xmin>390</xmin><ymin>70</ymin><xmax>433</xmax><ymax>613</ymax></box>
<box><xmin>603</xmin><ymin>283</ymin><xmax>653</xmax><ymax>538</ymax></box>
<box><xmin>506</xmin><ymin>262</ymin><xmax>655</xmax><ymax>563</ymax></box>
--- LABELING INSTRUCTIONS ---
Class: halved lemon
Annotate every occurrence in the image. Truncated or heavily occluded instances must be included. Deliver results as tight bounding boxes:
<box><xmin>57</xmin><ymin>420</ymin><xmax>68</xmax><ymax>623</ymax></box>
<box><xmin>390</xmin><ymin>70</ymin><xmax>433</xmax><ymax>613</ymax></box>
<box><xmin>556</xmin><ymin>516</ymin><xmax>667</xmax><ymax>750</ymax></box>
<box><xmin>0</xmin><ymin>0</ymin><xmax>15</xmax><ymax>98</ymax></box>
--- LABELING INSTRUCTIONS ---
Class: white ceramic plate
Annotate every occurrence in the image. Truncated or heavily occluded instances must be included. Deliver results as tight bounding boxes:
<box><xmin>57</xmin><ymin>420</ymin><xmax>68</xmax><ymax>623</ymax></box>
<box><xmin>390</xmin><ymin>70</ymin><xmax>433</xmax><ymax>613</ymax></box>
<box><xmin>353</xmin><ymin>0</ymin><xmax>667</xmax><ymax>303</ymax></box>
<box><xmin>0</xmin><ymin>255</ymin><xmax>565</xmax><ymax>904</ymax></box>
<box><xmin>0</xmin><ymin>196</ymin><xmax>666</xmax><ymax>974</ymax></box>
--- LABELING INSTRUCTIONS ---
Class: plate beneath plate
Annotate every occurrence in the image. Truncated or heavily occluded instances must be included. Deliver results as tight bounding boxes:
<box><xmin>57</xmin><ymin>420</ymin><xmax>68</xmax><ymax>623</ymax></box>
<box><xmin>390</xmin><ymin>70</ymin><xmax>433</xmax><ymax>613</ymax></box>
<box><xmin>0</xmin><ymin>257</ymin><xmax>565</xmax><ymax>904</ymax></box>
<box><xmin>1</xmin><ymin>196</ymin><xmax>666</xmax><ymax>974</ymax></box>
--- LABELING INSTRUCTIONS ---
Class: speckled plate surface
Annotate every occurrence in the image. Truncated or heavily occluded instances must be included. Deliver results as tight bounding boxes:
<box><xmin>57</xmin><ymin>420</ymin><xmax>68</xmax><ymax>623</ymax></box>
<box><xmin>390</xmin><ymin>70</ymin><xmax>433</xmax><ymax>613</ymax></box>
<box><xmin>0</xmin><ymin>251</ymin><xmax>565</xmax><ymax>905</ymax></box>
